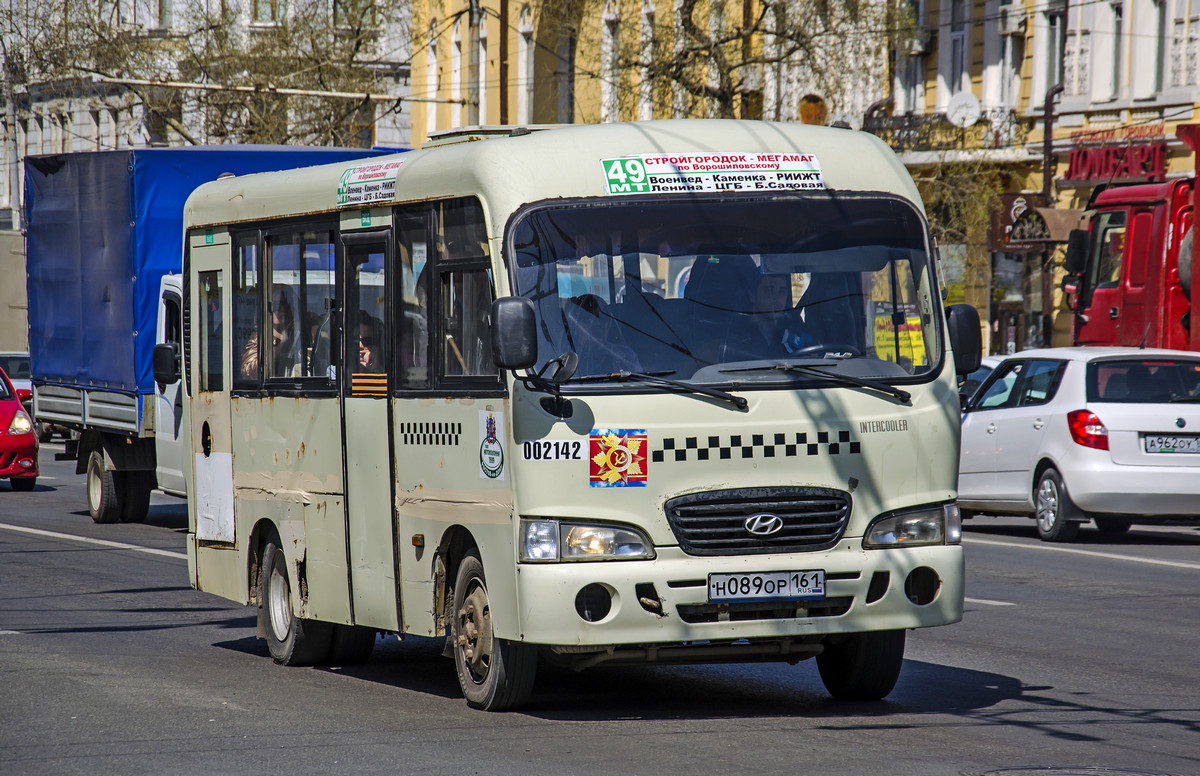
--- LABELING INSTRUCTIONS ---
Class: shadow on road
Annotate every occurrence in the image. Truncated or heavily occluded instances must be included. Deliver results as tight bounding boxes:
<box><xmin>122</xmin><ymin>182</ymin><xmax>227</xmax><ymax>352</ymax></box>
<box><xmin>964</xmin><ymin>519</ymin><xmax>1200</xmax><ymax>546</ymax></box>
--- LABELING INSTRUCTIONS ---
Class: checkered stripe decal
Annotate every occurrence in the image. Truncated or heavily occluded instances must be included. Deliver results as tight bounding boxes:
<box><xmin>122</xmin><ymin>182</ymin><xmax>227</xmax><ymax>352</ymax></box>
<box><xmin>651</xmin><ymin>431</ymin><xmax>860</xmax><ymax>462</ymax></box>
<box><xmin>399</xmin><ymin>422</ymin><xmax>462</xmax><ymax>447</ymax></box>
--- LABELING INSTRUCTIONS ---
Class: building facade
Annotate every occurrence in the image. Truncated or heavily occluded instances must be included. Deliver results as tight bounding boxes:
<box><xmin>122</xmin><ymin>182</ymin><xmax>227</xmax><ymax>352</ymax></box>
<box><xmin>1</xmin><ymin>0</ymin><xmax>413</xmax><ymax>230</ymax></box>
<box><xmin>874</xmin><ymin>0</ymin><xmax>1200</xmax><ymax>354</ymax></box>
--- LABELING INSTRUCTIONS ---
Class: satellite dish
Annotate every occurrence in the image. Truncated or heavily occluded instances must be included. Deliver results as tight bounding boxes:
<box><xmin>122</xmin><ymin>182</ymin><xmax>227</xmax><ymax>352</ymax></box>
<box><xmin>946</xmin><ymin>92</ymin><xmax>982</xmax><ymax>128</ymax></box>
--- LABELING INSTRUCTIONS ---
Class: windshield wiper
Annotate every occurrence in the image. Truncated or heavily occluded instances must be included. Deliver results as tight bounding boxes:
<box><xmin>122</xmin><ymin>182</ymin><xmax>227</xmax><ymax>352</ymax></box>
<box><xmin>572</xmin><ymin>370</ymin><xmax>748</xmax><ymax>411</ymax></box>
<box><xmin>721</xmin><ymin>362</ymin><xmax>911</xmax><ymax>404</ymax></box>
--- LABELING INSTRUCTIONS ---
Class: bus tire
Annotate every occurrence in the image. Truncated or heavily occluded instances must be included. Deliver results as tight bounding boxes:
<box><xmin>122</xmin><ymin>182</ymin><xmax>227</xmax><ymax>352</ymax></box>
<box><xmin>327</xmin><ymin>625</ymin><xmax>376</xmax><ymax>665</ymax></box>
<box><xmin>118</xmin><ymin>471</ymin><xmax>154</xmax><ymax>523</ymax></box>
<box><xmin>261</xmin><ymin>537</ymin><xmax>332</xmax><ymax>666</ymax></box>
<box><xmin>87</xmin><ymin>451</ymin><xmax>120</xmax><ymax>524</ymax></box>
<box><xmin>451</xmin><ymin>550</ymin><xmax>537</xmax><ymax>711</ymax></box>
<box><xmin>817</xmin><ymin>629</ymin><xmax>905</xmax><ymax>701</ymax></box>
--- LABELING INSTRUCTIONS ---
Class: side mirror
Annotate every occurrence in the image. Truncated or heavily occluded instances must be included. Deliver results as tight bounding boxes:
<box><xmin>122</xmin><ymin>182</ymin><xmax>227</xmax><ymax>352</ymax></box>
<box><xmin>1063</xmin><ymin>228</ymin><xmax>1088</xmax><ymax>274</ymax></box>
<box><xmin>153</xmin><ymin>342</ymin><xmax>181</xmax><ymax>386</ymax></box>
<box><xmin>946</xmin><ymin>303</ymin><xmax>982</xmax><ymax>375</ymax></box>
<box><xmin>490</xmin><ymin>297</ymin><xmax>538</xmax><ymax>371</ymax></box>
<box><xmin>1061</xmin><ymin>275</ymin><xmax>1080</xmax><ymax>311</ymax></box>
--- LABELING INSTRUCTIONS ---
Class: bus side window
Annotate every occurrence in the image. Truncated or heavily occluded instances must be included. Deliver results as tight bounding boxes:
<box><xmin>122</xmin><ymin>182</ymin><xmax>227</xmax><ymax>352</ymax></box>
<box><xmin>397</xmin><ymin>211</ymin><xmax>430</xmax><ymax>389</ymax></box>
<box><xmin>198</xmin><ymin>270</ymin><xmax>224</xmax><ymax>392</ymax></box>
<box><xmin>233</xmin><ymin>234</ymin><xmax>260</xmax><ymax>388</ymax></box>
<box><xmin>435</xmin><ymin>199</ymin><xmax>497</xmax><ymax>380</ymax></box>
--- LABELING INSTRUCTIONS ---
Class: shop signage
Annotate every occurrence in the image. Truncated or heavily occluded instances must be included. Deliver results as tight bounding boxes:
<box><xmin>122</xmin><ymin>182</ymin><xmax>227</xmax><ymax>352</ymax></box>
<box><xmin>1063</xmin><ymin>141</ymin><xmax>1168</xmax><ymax>184</ymax></box>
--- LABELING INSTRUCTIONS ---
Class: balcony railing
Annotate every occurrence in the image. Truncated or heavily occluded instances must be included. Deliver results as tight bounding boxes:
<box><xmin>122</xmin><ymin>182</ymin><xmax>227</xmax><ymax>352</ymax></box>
<box><xmin>864</xmin><ymin>110</ymin><xmax>1029</xmax><ymax>154</ymax></box>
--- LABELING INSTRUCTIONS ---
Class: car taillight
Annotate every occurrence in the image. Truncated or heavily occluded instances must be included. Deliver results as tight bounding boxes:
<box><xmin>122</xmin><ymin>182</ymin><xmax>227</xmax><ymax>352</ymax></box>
<box><xmin>1068</xmin><ymin>409</ymin><xmax>1109</xmax><ymax>450</ymax></box>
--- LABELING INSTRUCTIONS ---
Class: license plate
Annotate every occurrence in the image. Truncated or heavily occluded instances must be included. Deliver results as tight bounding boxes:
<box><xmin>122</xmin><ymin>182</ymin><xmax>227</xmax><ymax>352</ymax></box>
<box><xmin>1142</xmin><ymin>434</ymin><xmax>1200</xmax><ymax>453</ymax></box>
<box><xmin>707</xmin><ymin>570</ymin><xmax>825</xmax><ymax>603</ymax></box>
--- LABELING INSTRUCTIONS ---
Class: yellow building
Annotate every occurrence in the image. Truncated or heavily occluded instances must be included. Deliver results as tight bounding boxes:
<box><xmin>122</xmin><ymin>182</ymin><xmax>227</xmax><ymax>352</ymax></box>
<box><xmin>874</xmin><ymin>0</ymin><xmax>1200</xmax><ymax>353</ymax></box>
<box><xmin>410</xmin><ymin>0</ymin><xmax>891</xmax><ymax>145</ymax></box>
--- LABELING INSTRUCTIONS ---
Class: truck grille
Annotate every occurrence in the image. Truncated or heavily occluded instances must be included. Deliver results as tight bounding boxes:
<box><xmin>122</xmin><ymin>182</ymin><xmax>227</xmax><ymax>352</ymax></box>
<box><xmin>665</xmin><ymin>487</ymin><xmax>851</xmax><ymax>555</ymax></box>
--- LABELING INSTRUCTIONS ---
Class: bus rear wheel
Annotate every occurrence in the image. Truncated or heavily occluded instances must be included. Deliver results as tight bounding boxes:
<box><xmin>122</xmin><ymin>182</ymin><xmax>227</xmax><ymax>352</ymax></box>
<box><xmin>817</xmin><ymin>629</ymin><xmax>906</xmax><ymax>701</ymax></box>
<box><xmin>261</xmin><ymin>536</ymin><xmax>331</xmax><ymax>666</ymax></box>
<box><xmin>451</xmin><ymin>550</ymin><xmax>537</xmax><ymax>711</ymax></box>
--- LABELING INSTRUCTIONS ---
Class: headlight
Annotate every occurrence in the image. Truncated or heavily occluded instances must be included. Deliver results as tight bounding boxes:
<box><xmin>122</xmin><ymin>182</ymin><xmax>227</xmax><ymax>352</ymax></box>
<box><xmin>8</xmin><ymin>409</ymin><xmax>33</xmax><ymax>436</ymax></box>
<box><xmin>520</xmin><ymin>519</ymin><xmax>655</xmax><ymax>562</ymax></box>
<box><xmin>863</xmin><ymin>503</ymin><xmax>960</xmax><ymax>548</ymax></box>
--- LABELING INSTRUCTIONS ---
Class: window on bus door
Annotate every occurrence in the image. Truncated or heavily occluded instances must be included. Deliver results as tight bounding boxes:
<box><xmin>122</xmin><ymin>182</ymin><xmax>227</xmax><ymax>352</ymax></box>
<box><xmin>396</xmin><ymin>197</ymin><xmax>501</xmax><ymax>393</ymax></box>
<box><xmin>262</xmin><ymin>228</ymin><xmax>337</xmax><ymax>385</ymax></box>
<box><xmin>233</xmin><ymin>233</ymin><xmax>261</xmax><ymax>389</ymax></box>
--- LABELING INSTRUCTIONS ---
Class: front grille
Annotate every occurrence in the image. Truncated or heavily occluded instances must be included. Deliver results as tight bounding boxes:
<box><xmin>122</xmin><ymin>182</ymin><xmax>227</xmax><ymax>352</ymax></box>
<box><xmin>665</xmin><ymin>486</ymin><xmax>852</xmax><ymax>555</ymax></box>
<box><xmin>677</xmin><ymin>597</ymin><xmax>853</xmax><ymax>623</ymax></box>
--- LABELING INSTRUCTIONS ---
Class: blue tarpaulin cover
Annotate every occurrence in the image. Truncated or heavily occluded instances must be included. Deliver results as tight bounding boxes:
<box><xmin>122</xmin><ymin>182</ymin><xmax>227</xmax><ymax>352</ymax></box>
<box><xmin>25</xmin><ymin>145</ymin><xmax>389</xmax><ymax>396</ymax></box>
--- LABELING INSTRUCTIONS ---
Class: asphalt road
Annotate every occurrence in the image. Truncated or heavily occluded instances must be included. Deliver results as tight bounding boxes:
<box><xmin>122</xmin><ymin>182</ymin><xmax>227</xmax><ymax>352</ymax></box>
<box><xmin>2</xmin><ymin>445</ymin><xmax>1198</xmax><ymax>775</ymax></box>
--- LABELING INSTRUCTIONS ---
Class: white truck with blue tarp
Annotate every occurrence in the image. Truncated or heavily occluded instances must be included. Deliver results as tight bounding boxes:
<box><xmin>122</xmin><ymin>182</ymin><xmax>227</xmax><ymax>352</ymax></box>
<box><xmin>25</xmin><ymin>146</ymin><xmax>389</xmax><ymax>523</ymax></box>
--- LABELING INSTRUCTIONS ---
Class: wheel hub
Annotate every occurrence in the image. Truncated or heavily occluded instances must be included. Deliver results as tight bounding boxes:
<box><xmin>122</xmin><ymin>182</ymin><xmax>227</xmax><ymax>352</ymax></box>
<box><xmin>457</xmin><ymin>585</ymin><xmax>493</xmax><ymax>681</ymax></box>
<box><xmin>1036</xmin><ymin>478</ymin><xmax>1059</xmax><ymax>531</ymax></box>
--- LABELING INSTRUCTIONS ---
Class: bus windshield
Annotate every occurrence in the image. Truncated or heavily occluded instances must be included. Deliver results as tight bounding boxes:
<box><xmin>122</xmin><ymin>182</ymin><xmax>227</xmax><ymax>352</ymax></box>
<box><xmin>509</xmin><ymin>195</ymin><xmax>942</xmax><ymax>385</ymax></box>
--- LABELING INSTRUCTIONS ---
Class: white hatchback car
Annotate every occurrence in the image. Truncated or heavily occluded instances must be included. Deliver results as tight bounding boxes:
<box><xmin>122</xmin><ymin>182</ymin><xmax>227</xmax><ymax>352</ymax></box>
<box><xmin>958</xmin><ymin>347</ymin><xmax>1200</xmax><ymax>541</ymax></box>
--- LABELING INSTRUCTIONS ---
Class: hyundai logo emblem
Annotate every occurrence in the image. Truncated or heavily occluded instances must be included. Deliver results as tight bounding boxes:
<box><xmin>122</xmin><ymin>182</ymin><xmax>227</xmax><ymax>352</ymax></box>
<box><xmin>744</xmin><ymin>513</ymin><xmax>785</xmax><ymax>536</ymax></box>
<box><xmin>1177</xmin><ymin>418</ymin><xmax>1187</xmax><ymax>429</ymax></box>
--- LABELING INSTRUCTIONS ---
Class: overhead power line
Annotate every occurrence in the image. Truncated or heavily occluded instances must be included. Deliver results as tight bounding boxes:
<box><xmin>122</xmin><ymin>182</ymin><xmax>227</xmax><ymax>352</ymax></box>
<box><xmin>93</xmin><ymin>75</ymin><xmax>464</xmax><ymax>104</ymax></box>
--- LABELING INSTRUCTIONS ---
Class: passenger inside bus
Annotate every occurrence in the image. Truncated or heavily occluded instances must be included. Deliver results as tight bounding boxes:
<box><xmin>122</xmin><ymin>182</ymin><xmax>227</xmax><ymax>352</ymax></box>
<box><xmin>358</xmin><ymin>310</ymin><xmax>384</xmax><ymax>373</ymax></box>
<box><xmin>269</xmin><ymin>286</ymin><xmax>301</xmax><ymax>377</ymax></box>
<box><xmin>725</xmin><ymin>273</ymin><xmax>815</xmax><ymax>360</ymax></box>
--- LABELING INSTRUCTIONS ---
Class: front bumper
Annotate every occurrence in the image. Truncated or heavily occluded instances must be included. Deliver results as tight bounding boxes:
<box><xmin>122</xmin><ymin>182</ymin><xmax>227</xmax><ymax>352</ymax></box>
<box><xmin>0</xmin><ymin>435</ymin><xmax>38</xmax><ymax>479</ymax></box>
<box><xmin>513</xmin><ymin>540</ymin><xmax>963</xmax><ymax>647</ymax></box>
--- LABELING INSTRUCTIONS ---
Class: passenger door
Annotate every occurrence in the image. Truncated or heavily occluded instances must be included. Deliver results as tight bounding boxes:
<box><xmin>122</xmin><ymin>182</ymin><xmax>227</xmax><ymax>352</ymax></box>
<box><xmin>155</xmin><ymin>275</ymin><xmax>187</xmax><ymax>496</ymax></box>
<box><xmin>992</xmin><ymin>359</ymin><xmax>1066</xmax><ymax>500</ymax></box>
<box><xmin>340</xmin><ymin>231</ymin><xmax>400</xmax><ymax>632</ymax></box>
<box><xmin>958</xmin><ymin>361</ymin><xmax>1023</xmax><ymax>501</ymax></box>
<box><xmin>1076</xmin><ymin>210</ymin><xmax>1127</xmax><ymax>346</ymax></box>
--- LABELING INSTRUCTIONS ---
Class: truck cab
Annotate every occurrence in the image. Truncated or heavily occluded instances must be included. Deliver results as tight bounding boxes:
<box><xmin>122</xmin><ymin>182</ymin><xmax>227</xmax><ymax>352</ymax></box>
<box><xmin>1063</xmin><ymin>179</ymin><xmax>1193</xmax><ymax>350</ymax></box>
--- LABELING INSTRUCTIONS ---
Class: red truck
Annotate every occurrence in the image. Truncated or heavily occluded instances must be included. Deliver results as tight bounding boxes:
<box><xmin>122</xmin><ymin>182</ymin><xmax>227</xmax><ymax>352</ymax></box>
<box><xmin>1062</xmin><ymin>124</ymin><xmax>1200</xmax><ymax>350</ymax></box>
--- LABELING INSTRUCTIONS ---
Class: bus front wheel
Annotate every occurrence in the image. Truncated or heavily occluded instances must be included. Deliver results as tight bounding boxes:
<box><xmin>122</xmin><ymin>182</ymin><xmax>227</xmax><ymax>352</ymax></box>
<box><xmin>451</xmin><ymin>550</ymin><xmax>537</xmax><ymax>711</ymax></box>
<box><xmin>261</xmin><ymin>537</ymin><xmax>332</xmax><ymax>666</ymax></box>
<box><xmin>817</xmin><ymin>629</ymin><xmax>905</xmax><ymax>701</ymax></box>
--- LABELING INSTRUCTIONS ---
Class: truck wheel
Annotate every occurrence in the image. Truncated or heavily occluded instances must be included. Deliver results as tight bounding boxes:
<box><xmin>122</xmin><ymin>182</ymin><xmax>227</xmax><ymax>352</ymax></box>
<box><xmin>451</xmin><ymin>550</ymin><xmax>537</xmax><ymax>710</ymax></box>
<box><xmin>817</xmin><ymin>630</ymin><xmax>905</xmax><ymax>701</ymax></box>
<box><xmin>327</xmin><ymin>625</ymin><xmax>376</xmax><ymax>665</ymax></box>
<box><xmin>118</xmin><ymin>471</ymin><xmax>154</xmax><ymax>523</ymax></box>
<box><xmin>1034</xmin><ymin>468</ymin><xmax>1080</xmax><ymax>542</ymax></box>
<box><xmin>1094</xmin><ymin>516</ymin><xmax>1133</xmax><ymax>536</ymax></box>
<box><xmin>87</xmin><ymin>451</ymin><xmax>121</xmax><ymax>524</ymax></box>
<box><xmin>261</xmin><ymin>536</ymin><xmax>331</xmax><ymax>666</ymax></box>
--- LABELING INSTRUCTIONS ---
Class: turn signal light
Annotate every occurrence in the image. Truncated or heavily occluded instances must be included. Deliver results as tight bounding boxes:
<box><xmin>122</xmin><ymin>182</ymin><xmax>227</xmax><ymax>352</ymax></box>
<box><xmin>1067</xmin><ymin>409</ymin><xmax>1108</xmax><ymax>450</ymax></box>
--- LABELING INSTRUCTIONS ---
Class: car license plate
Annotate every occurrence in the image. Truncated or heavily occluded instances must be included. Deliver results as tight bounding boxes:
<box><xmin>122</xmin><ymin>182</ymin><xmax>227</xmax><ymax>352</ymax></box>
<box><xmin>1142</xmin><ymin>434</ymin><xmax>1200</xmax><ymax>453</ymax></box>
<box><xmin>708</xmin><ymin>570</ymin><xmax>825</xmax><ymax>603</ymax></box>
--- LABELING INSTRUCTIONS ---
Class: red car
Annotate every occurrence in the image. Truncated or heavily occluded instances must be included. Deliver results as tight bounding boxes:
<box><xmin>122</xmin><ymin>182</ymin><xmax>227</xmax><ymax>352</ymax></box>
<box><xmin>0</xmin><ymin>366</ymin><xmax>38</xmax><ymax>491</ymax></box>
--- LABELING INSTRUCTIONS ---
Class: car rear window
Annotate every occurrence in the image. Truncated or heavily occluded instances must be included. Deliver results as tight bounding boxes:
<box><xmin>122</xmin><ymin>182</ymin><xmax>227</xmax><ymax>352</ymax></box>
<box><xmin>0</xmin><ymin>353</ymin><xmax>30</xmax><ymax>379</ymax></box>
<box><xmin>1088</xmin><ymin>359</ymin><xmax>1200</xmax><ymax>403</ymax></box>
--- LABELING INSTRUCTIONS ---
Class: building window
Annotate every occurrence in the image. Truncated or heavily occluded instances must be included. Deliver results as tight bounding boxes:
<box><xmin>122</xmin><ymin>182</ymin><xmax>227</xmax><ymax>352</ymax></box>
<box><xmin>451</xmin><ymin>18</ymin><xmax>463</xmax><ymax>127</ymax></box>
<box><xmin>557</xmin><ymin>33</ymin><xmax>576</xmax><ymax>123</ymax></box>
<box><xmin>517</xmin><ymin>6</ymin><xmax>534</xmax><ymax>124</ymax></box>
<box><xmin>638</xmin><ymin>0</ymin><xmax>655</xmax><ymax>120</ymax></box>
<box><xmin>896</xmin><ymin>0</ymin><xmax>926</xmax><ymax>114</ymax></box>
<box><xmin>254</xmin><ymin>0</ymin><xmax>284</xmax><ymax>23</ymax></box>
<box><xmin>601</xmin><ymin>0</ymin><xmax>620</xmax><ymax>123</ymax></box>
<box><xmin>477</xmin><ymin>13</ymin><xmax>488</xmax><ymax>124</ymax></box>
<box><xmin>949</xmin><ymin>0</ymin><xmax>969</xmax><ymax>94</ymax></box>
<box><xmin>1046</xmin><ymin>7</ymin><xmax>1066</xmax><ymax>88</ymax></box>
<box><xmin>334</xmin><ymin>0</ymin><xmax>377</xmax><ymax>28</ymax></box>
<box><xmin>426</xmin><ymin>20</ymin><xmax>439</xmax><ymax>135</ymax></box>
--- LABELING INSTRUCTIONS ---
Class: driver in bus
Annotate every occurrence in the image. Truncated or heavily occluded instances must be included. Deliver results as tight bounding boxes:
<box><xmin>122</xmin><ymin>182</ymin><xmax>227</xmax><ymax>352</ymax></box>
<box><xmin>726</xmin><ymin>273</ymin><xmax>814</xmax><ymax>360</ymax></box>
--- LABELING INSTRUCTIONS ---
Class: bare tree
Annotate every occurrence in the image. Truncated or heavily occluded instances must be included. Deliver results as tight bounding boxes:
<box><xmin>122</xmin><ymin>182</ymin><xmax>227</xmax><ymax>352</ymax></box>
<box><xmin>3</xmin><ymin>0</ymin><xmax>407</xmax><ymax>146</ymax></box>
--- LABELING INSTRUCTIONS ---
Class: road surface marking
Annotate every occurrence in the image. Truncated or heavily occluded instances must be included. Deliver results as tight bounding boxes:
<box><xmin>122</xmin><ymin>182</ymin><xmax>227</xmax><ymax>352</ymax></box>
<box><xmin>964</xmin><ymin>597</ymin><xmax>1015</xmax><ymax>606</ymax></box>
<box><xmin>0</xmin><ymin>630</ymin><xmax>21</xmax><ymax>635</ymax></box>
<box><xmin>0</xmin><ymin>523</ymin><xmax>186</xmax><ymax>560</ymax></box>
<box><xmin>965</xmin><ymin>535</ymin><xmax>1200</xmax><ymax>570</ymax></box>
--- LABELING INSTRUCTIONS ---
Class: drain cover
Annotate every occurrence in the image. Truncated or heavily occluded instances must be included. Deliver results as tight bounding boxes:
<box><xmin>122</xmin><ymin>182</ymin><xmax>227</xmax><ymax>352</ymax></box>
<box><xmin>967</xmin><ymin>769</ymin><xmax>1181</xmax><ymax>776</ymax></box>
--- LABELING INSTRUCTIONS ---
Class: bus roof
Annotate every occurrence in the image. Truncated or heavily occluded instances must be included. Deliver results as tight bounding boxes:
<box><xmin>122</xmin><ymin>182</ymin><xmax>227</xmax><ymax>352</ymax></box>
<box><xmin>183</xmin><ymin>119</ymin><xmax>923</xmax><ymax>232</ymax></box>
